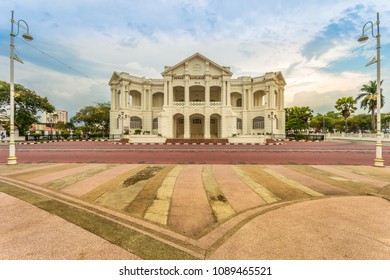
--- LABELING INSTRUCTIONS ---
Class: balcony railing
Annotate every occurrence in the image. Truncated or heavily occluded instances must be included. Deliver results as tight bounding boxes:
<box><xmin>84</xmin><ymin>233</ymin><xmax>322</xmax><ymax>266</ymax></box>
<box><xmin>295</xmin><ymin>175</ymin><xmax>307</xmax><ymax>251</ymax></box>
<box><xmin>173</xmin><ymin>102</ymin><xmax>185</xmax><ymax>107</ymax></box>
<box><xmin>130</xmin><ymin>105</ymin><xmax>141</xmax><ymax>110</ymax></box>
<box><xmin>189</xmin><ymin>101</ymin><xmax>205</xmax><ymax>107</ymax></box>
<box><xmin>210</xmin><ymin>102</ymin><xmax>222</xmax><ymax>107</ymax></box>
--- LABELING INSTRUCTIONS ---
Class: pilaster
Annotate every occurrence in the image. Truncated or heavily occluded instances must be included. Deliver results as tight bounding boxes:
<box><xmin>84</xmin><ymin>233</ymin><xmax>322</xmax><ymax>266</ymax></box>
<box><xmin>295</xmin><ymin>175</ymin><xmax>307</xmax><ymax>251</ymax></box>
<box><xmin>163</xmin><ymin>80</ymin><xmax>168</xmax><ymax>106</ymax></box>
<box><xmin>184</xmin><ymin>114</ymin><xmax>190</xmax><ymax>138</ymax></box>
<box><xmin>185</xmin><ymin>75</ymin><xmax>189</xmax><ymax>106</ymax></box>
<box><xmin>204</xmin><ymin>114</ymin><xmax>210</xmax><ymax>139</ymax></box>
<box><xmin>205</xmin><ymin>76</ymin><xmax>210</xmax><ymax>106</ymax></box>
<box><xmin>169</xmin><ymin>78</ymin><xmax>173</xmax><ymax>106</ymax></box>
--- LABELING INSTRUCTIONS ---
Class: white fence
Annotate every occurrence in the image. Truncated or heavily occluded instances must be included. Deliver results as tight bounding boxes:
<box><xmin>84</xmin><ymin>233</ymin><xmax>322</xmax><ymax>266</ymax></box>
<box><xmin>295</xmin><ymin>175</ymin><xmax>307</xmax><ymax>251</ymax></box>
<box><xmin>326</xmin><ymin>132</ymin><xmax>390</xmax><ymax>142</ymax></box>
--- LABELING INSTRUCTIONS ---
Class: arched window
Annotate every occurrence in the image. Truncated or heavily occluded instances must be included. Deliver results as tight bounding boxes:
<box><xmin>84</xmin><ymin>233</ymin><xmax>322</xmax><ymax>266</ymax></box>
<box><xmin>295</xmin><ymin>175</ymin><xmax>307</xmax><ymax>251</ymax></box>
<box><xmin>236</xmin><ymin>98</ymin><xmax>242</xmax><ymax>107</ymax></box>
<box><xmin>236</xmin><ymin>118</ymin><xmax>242</xmax><ymax>129</ymax></box>
<box><xmin>130</xmin><ymin>117</ymin><xmax>142</xmax><ymax>129</ymax></box>
<box><xmin>153</xmin><ymin>118</ymin><xmax>158</xmax><ymax>129</ymax></box>
<box><xmin>253</xmin><ymin>116</ymin><xmax>264</xmax><ymax>129</ymax></box>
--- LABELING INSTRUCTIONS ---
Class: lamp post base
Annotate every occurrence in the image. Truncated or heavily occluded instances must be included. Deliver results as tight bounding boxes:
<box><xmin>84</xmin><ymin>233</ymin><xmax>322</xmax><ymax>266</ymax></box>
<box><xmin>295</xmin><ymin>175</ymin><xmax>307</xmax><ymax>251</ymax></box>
<box><xmin>7</xmin><ymin>156</ymin><xmax>17</xmax><ymax>165</ymax></box>
<box><xmin>374</xmin><ymin>158</ymin><xmax>384</xmax><ymax>167</ymax></box>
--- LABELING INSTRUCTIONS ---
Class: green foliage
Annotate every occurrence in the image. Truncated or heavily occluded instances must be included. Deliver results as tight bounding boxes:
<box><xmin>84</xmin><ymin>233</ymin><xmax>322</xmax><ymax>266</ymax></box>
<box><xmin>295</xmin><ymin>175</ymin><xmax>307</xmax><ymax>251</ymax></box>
<box><xmin>356</xmin><ymin>80</ymin><xmax>384</xmax><ymax>131</ymax></box>
<box><xmin>134</xmin><ymin>129</ymin><xmax>142</xmax><ymax>135</ymax></box>
<box><xmin>285</xmin><ymin>106</ymin><xmax>313</xmax><ymax>132</ymax></box>
<box><xmin>0</xmin><ymin>81</ymin><xmax>55</xmax><ymax>135</ymax></box>
<box><xmin>335</xmin><ymin>96</ymin><xmax>357</xmax><ymax>131</ymax></box>
<box><xmin>70</xmin><ymin>102</ymin><xmax>110</xmax><ymax>133</ymax></box>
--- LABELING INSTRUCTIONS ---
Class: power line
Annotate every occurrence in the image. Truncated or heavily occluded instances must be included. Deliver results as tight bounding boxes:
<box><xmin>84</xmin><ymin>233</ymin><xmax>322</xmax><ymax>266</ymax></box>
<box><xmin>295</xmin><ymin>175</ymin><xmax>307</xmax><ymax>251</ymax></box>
<box><xmin>16</xmin><ymin>36</ymin><xmax>106</xmax><ymax>86</ymax></box>
<box><xmin>289</xmin><ymin>38</ymin><xmax>376</xmax><ymax>85</ymax></box>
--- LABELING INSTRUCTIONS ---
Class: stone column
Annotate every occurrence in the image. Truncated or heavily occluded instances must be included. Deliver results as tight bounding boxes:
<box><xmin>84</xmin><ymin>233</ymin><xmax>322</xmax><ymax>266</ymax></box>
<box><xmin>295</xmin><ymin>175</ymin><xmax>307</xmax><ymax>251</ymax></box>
<box><xmin>243</xmin><ymin>88</ymin><xmax>247</xmax><ymax>111</ymax></box>
<box><xmin>269</xmin><ymin>85</ymin><xmax>275</xmax><ymax>108</ymax></box>
<box><xmin>279</xmin><ymin>88</ymin><xmax>284</xmax><ymax>110</ymax></box>
<box><xmin>142</xmin><ymin>89</ymin><xmax>146</xmax><ymax>111</ymax></box>
<box><xmin>205</xmin><ymin>77</ymin><xmax>210</xmax><ymax>106</ymax></box>
<box><xmin>111</xmin><ymin>89</ymin><xmax>116</xmax><ymax>110</ymax></box>
<box><xmin>185</xmin><ymin>76</ymin><xmax>189</xmax><ymax>106</ymax></box>
<box><xmin>169</xmin><ymin>79</ymin><xmax>173</xmax><ymax>106</ymax></box>
<box><xmin>226</xmin><ymin>81</ymin><xmax>231</xmax><ymax>106</ymax></box>
<box><xmin>204</xmin><ymin>114</ymin><xmax>210</xmax><ymax>139</ymax></box>
<box><xmin>120</xmin><ymin>83</ymin><xmax>126</xmax><ymax>109</ymax></box>
<box><xmin>163</xmin><ymin>81</ymin><xmax>168</xmax><ymax>106</ymax></box>
<box><xmin>184</xmin><ymin>114</ymin><xmax>190</xmax><ymax>138</ymax></box>
<box><xmin>221</xmin><ymin>80</ymin><xmax>225</xmax><ymax>106</ymax></box>
<box><xmin>248</xmin><ymin>88</ymin><xmax>253</xmax><ymax>111</ymax></box>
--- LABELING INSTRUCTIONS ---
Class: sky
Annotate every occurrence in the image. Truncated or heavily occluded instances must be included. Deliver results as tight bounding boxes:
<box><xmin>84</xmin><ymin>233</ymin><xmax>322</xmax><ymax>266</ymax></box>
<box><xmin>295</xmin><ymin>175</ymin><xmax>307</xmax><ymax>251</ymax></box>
<box><xmin>0</xmin><ymin>0</ymin><xmax>389</xmax><ymax>119</ymax></box>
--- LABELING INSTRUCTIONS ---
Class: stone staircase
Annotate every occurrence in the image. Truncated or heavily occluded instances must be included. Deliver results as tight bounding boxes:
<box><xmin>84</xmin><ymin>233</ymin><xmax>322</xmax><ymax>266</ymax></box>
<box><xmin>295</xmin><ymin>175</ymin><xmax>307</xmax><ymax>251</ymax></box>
<box><xmin>166</xmin><ymin>138</ymin><xmax>229</xmax><ymax>145</ymax></box>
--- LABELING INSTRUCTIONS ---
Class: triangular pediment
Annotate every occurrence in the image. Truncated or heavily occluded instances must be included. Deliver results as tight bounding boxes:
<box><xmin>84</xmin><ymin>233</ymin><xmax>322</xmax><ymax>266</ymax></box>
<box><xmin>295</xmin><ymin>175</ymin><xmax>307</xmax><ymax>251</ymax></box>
<box><xmin>108</xmin><ymin>71</ymin><xmax>123</xmax><ymax>85</ymax></box>
<box><xmin>161</xmin><ymin>52</ymin><xmax>233</xmax><ymax>76</ymax></box>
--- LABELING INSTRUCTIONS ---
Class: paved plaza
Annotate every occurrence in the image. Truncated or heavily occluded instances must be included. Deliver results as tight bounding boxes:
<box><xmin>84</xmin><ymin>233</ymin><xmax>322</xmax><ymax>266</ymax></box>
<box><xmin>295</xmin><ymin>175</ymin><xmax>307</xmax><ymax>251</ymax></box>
<box><xmin>0</xmin><ymin>145</ymin><xmax>389</xmax><ymax>259</ymax></box>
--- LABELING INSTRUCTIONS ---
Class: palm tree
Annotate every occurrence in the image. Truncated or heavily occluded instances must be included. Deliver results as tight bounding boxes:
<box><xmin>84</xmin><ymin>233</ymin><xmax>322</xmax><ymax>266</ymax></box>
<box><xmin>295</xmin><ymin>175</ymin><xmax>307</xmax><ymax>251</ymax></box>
<box><xmin>356</xmin><ymin>80</ymin><xmax>384</xmax><ymax>132</ymax></box>
<box><xmin>335</xmin><ymin>96</ymin><xmax>357</xmax><ymax>132</ymax></box>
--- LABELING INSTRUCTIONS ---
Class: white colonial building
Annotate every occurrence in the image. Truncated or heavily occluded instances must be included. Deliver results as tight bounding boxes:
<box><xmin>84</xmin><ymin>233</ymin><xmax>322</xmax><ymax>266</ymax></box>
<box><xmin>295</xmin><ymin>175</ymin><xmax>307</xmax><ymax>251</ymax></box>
<box><xmin>109</xmin><ymin>53</ymin><xmax>286</xmax><ymax>142</ymax></box>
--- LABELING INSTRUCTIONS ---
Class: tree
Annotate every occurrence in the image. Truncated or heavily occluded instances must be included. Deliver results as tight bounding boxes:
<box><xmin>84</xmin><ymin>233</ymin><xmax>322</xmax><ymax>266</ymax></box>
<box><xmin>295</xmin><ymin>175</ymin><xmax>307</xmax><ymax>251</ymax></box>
<box><xmin>335</xmin><ymin>96</ymin><xmax>357</xmax><ymax>132</ymax></box>
<box><xmin>356</xmin><ymin>80</ymin><xmax>384</xmax><ymax>131</ymax></box>
<box><xmin>71</xmin><ymin>102</ymin><xmax>110</xmax><ymax>134</ymax></box>
<box><xmin>0</xmin><ymin>81</ymin><xmax>55</xmax><ymax>135</ymax></box>
<box><xmin>285</xmin><ymin>106</ymin><xmax>313</xmax><ymax>132</ymax></box>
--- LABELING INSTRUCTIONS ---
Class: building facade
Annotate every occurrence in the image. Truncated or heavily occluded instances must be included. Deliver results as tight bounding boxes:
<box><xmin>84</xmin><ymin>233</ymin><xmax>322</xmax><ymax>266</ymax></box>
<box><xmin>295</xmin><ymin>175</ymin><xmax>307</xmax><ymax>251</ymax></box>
<box><xmin>109</xmin><ymin>53</ymin><xmax>286</xmax><ymax>139</ymax></box>
<box><xmin>42</xmin><ymin>110</ymin><xmax>68</xmax><ymax>124</ymax></box>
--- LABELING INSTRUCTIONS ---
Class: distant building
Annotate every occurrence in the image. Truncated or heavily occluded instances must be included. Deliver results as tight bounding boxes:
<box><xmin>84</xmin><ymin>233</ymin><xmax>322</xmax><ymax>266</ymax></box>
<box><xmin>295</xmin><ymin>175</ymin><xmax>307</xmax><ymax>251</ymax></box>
<box><xmin>42</xmin><ymin>110</ymin><xmax>68</xmax><ymax>124</ymax></box>
<box><xmin>109</xmin><ymin>52</ymin><xmax>286</xmax><ymax>139</ymax></box>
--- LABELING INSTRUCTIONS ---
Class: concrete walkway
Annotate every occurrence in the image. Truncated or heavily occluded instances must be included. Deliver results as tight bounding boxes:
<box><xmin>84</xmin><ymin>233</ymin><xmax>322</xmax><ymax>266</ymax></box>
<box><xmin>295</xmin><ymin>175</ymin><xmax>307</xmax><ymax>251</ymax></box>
<box><xmin>0</xmin><ymin>193</ymin><xmax>140</xmax><ymax>260</ymax></box>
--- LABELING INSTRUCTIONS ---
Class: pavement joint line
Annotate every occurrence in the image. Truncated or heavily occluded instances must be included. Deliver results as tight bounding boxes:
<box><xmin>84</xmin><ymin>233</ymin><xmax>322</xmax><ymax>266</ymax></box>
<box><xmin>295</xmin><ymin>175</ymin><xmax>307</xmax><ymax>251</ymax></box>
<box><xmin>0</xmin><ymin>175</ymin><xmax>208</xmax><ymax>255</ymax></box>
<box><xmin>263</xmin><ymin>168</ymin><xmax>325</xmax><ymax>197</ymax></box>
<box><xmin>312</xmin><ymin>165</ymin><xmax>389</xmax><ymax>188</ymax></box>
<box><xmin>231</xmin><ymin>165</ymin><xmax>282</xmax><ymax>203</ymax></box>
<box><xmin>199</xmin><ymin>198</ymin><xmax>318</xmax><ymax>248</ymax></box>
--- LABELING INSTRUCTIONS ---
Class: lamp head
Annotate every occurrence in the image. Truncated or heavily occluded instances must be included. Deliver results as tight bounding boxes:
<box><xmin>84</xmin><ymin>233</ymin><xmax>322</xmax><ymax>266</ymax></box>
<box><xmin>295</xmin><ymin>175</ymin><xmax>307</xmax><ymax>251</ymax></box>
<box><xmin>357</xmin><ymin>34</ymin><xmax>369</xmax><ymax>43</ymax></box>
<box><xmin>22</xmin><ymin>33</ymin><xmax>33</xmax><ymax>41</ymax></box>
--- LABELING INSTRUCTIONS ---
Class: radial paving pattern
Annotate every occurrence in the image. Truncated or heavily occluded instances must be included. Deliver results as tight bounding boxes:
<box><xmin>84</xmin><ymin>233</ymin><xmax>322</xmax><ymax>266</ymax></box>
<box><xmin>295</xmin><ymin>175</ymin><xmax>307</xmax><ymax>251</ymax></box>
<box><xmin>1</xmin><ymin>163</ymin><xmax>389</xmax><ymax>237</ymax></box>
<box><xmin>0</xmin><ymin>163</ymin><xmax>389</xmax><ymax>259</ymax></box>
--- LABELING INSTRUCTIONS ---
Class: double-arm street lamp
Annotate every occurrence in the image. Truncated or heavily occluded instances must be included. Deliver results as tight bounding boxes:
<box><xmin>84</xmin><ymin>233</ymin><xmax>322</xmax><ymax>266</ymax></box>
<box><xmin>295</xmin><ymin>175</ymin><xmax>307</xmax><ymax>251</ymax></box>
<box><xmin>118</xmin><ymin>111</ymin><xmax>128</xmax><ymax>138</ymax></box>
<box><xmin>358</xmin><ymin>12</ymin><xmax>383</xmax><ymax>167</ymax></box>
<box><xmin>267</xmin><ymin>111</ymin><xmax>277</xmax><ymax>140</ymax></box>
<box><xmin>8</xmin><ymin>11</ymin><xmax>33</xmax><ymax>165</ymax></box>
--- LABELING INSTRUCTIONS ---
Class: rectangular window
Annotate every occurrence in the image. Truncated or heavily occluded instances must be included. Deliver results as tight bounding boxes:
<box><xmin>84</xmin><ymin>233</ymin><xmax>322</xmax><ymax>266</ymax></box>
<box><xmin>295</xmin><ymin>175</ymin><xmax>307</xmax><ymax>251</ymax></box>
<box><xmin>192</xmin><ymin>119</ymin><xmax>202</xmax><ymax>124</ymax></box>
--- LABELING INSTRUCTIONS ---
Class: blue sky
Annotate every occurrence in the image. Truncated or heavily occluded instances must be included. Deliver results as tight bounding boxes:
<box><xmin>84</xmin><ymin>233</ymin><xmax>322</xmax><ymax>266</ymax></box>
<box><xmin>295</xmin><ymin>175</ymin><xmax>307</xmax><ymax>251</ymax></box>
<box><xmin>0</xmin><ymin>0</ymin><xmax>389</xmax><ymax>118</ymax></box>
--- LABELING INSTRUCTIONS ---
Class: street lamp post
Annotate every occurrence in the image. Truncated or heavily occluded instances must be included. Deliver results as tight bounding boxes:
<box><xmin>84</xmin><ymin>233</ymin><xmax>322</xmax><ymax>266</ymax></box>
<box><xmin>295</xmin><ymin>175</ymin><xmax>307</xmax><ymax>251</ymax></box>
<box><xmin>8</xmin><ymin>11</ymin><xmax>33</xmax><ymax>165</ymax></box>
<box><xmin>358</xmin><ymin>12</ymin><xmax>383</xmax><ymax>167</ymax></box>
<box><xmin>118</xmin><ymin>111</ymin><xmax>128</xmax><ymax>138</ymax></box>
<box><xmin>267</xmin><ymin>111</ymin><xmax>277</xmax><ymax>140</ymax></box>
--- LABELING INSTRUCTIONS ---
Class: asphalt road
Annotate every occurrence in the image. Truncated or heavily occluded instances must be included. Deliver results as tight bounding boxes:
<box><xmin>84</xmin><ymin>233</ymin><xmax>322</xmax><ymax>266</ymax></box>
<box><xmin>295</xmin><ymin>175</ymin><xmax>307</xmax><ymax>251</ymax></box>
<box><xmin>0</xmin><ymin>140</ymin><xmax>389</xmax><ymax>164</ymax></box>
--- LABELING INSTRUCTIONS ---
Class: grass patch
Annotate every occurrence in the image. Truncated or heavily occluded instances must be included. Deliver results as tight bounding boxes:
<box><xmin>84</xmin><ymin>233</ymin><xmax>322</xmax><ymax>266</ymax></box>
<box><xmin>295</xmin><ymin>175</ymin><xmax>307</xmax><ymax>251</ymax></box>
<box><xmin>81</xmin><ymin>165</ymin><xmax>145</xmax><ymax>202</ymax></box>
<box><xmin>125</xmin><ymin>165</ymin><xmax>175</xmax><ymax>217</ymax></box>
<box><xmin>0</xmin><ymin>163</ymin><xmax>51</xmax><ymax>175</ymax></box>
<box><xmin>9</xmin><ymin>164</ymin><xmax>85</xmax><ymax>181</ymax></box>
<box><xmin>0</xmin><ymin>182</ymin><xmax>50</xmax><ymax>205</ymax></box>
<box><xmin>239</xmin><ymin>165</ymin><xmax>311</xmax><ymax>201</ymax></box>
<box><xmin>43</xmin><ymin>165</ymin><xmax>113</xmax><ymax>190</ymax></box>
<box><xmin>287</xmin><ymin>166</ymin><xmax>379</xmax><ymax>195</ymax></box>
<box><xmin>340</xmin><ymin>166</ymin><xmax>390</xmax><ymax>182</ymax></box>
<box><xmin>202</xmin><ymin>165</ymin><xmax>236</xmax><ymax>222</ymax></box>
